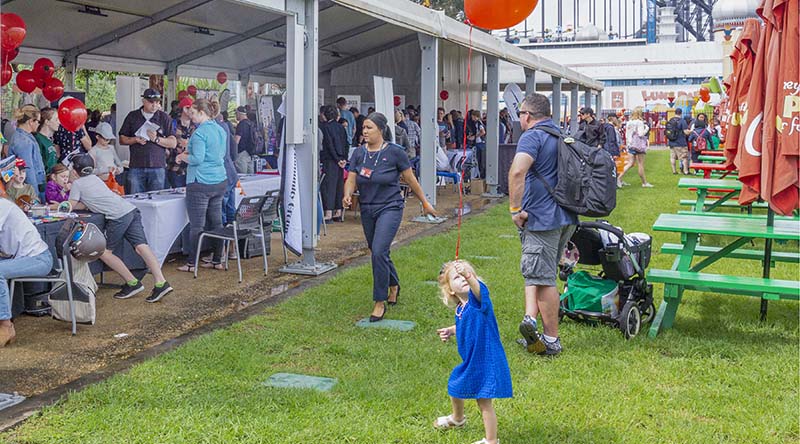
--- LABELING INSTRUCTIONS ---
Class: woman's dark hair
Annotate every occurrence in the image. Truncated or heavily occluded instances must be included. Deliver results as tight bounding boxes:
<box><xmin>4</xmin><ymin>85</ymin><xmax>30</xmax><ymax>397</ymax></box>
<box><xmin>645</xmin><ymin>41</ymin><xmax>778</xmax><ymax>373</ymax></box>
<box><xmin>323</xmin><ymin>105</ymin><xmax>338</xmax><ymax>122</ymax></box>
<box><xmin>366</xmin><ymin>112</ymin><xmax>392</xmax><ymax>141</ymax></box>
<box><xmin>694</xmin><ymin>113</ymin><xmax>708</xmax><ymax>128</ymax></box>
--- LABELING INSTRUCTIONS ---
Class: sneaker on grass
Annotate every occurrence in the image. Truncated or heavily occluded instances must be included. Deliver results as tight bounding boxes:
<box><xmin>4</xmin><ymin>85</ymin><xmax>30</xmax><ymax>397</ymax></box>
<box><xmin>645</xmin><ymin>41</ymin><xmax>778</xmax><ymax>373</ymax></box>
<box><xmin>145</xmin><ymin>281</ymin><xmax>174</xmax><ymax>303</ymax></box>
<box><xmin>541</xmin><ymin>337</ymin><xmax>563</xmax><ymax>356</ymax></box>
<box><xmin>113</xmin><ymin>281</ymin><xmax>145</xmax><ymax>299</ymax></box>
<box><xmin>518</xmin><ymin>315</ymin><xmax>546</xmax><ymax>354</ymax></box>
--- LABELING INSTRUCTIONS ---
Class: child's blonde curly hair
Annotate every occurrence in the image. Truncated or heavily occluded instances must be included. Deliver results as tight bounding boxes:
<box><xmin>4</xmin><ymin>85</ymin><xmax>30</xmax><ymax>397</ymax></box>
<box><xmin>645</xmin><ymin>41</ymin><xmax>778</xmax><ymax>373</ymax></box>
<box><xmin>437</xmin><ymin>259</ymin><xmax>480</xmax><ymax>308</ymax></box>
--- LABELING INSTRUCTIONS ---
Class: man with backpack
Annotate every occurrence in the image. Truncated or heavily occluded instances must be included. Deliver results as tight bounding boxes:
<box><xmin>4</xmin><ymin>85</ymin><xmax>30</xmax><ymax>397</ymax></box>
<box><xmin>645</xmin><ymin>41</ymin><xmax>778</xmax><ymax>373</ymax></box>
<box><xmin>508</xmin><ymin>93</ymin><xmax>579</xmax><ymax>357</ymax></box>
<box><xmin>576</xmin><ymin>107</ymin><xmax>606</xmax><ymax>148</ymax></box>
<box><xmin>665</xmin><ymin>108</ymin><xmax>691</xmax><ymax>175</ymax></box>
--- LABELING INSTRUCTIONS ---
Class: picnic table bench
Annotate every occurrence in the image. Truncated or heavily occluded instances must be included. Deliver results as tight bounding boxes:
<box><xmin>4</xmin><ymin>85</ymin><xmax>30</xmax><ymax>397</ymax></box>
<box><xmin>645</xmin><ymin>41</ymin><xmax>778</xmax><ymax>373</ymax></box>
<box><xmin>701</xmin><ymin>150</ymin><xmax>724</xmax><ymax>156</ymax></box>
<box><xmin>647</xmin><ymin>213</ymin><xmax>800</xmax><ymax>338</ymax></box>
<box><xmin>691</xmin><ymin>162</ymin><xmax>736</xmax><ymax>179</ymax></box>
<box><xmin>698</xmin><ymin>155</ymin><xmax>724</xmax><ymax>163</ymax></box>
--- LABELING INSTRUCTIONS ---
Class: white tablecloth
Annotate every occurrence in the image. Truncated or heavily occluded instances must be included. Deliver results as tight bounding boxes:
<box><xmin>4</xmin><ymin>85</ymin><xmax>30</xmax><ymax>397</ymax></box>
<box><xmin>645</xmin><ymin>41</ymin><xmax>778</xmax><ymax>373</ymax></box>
<box><xmin>126</xmin><ymin>174</ymin><xmax>281</xmax><ymax>265</ymax></box>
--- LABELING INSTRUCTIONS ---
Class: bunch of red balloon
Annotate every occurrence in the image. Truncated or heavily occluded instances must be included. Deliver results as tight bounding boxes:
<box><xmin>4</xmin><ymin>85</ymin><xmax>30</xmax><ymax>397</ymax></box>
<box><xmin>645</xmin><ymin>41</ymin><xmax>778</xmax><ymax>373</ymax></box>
<box><xmin>1</xmin><ymin>13</ymin><xmax>26</xmax><ymax>87</ymax></box>
<box><xmin>698</xmin><ymin>86</ymin><xmax>711</xmax><ymax>103</ymax></box>
<box><xmin>178</xmin><ymin>85</ymin><xmax>199</xmax><ymax>100</ymax></box>
<box><xmin>58</xmin><ymin>97</ymin><xmax>87</xmax><ymax>133</ymax></box>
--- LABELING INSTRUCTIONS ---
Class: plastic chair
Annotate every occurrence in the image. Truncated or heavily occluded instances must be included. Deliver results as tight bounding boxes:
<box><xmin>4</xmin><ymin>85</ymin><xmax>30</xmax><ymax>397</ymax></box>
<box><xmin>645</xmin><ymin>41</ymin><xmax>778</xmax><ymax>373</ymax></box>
<box><xmin>10</xmin><ymin>254</ymin><xmax>76</xmax><ymax>335</ymax></box>
<box><xmin>436</xmin><ymin>171</ymin><xmax>461</xmax><ymax>192</ymax></box>
<box><xmin>194</xmin><ymin>192</ymin><xmax>277</xmax><ymax>283</ymax></box>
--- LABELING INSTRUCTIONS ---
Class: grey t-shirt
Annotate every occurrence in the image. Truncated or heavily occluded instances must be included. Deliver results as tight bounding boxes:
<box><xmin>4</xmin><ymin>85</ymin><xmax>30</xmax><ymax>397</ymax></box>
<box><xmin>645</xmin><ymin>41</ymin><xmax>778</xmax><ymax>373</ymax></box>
<box><xmin>70</xmin><ymin>174</ymin><xmax>135</xmax><ymax>220</ymax></box>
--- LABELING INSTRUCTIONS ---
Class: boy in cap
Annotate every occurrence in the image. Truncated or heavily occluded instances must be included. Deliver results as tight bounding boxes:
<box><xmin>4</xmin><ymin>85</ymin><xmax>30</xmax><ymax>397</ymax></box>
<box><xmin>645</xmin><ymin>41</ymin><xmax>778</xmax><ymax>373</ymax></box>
<box><xmin>68</xmin><ymin>154</ymin><xmax>173</xmax><ymax>302</ymax></box>
<box><xmin>4</xmin><ymin>159</ymin><xmax>40</xmax><ymax>208</ymax></box>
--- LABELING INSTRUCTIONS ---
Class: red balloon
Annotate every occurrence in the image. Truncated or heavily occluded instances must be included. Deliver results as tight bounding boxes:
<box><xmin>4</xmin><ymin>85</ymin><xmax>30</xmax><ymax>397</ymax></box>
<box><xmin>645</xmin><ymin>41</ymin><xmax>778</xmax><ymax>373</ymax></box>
<box><xmin>187</xmin><ymin>85</ymin><xmax>197</xmax><ymax>96</ymax></box>
<box><xmin>393</xmin><ymin>95</ymin><xmax>401</xmax><ymax>107</ymax></box>
<box><xmin>58</xmin><ymin>98</ymin><xmax>88</xmax><ymax>132</ymax></box>
<box><xmin>1</xmin><ymin>63</ymin><xmax>11</xmax><ymax>86</ymax></box>
<box><xmin>1</xmin><ymin>47</ymin><xmax>19</xmax><ymax>64</ymax></box>
<box><xmin>465</xmin><ymin>0</ymin><xmax>539</xmax><ymax>30</ymax></box>
<box><xmin>33</xmin><ymin>58</ymin><xmax>55</xmax><ymax>80</ymax></box>
<box><xmin>42</xmin><ymin>77</ymin><xmax>64</xmax><ymax>102</ymax></box>
<box><xmin>15</xmin><ymin>69</ymin><xmax>36</xmax><ymax>93</ymax></box>
<box><xmin>178</xmin><ymin>90</ymin><xmax>189</xmax><ymax>100</ymax></box>
<box><xmin>216</xmin><ymin>72</ymin><xmax>227</xmax><ymax>84</ymax></box>
<box><xmin>439</xmin><ymin>90</ymin><xmax>449</xmax><ymax>101</ymax></box>
<box><xmin>1</xmin><ymin>13</ymin><xmax>26</xmax><ymax>51</ymax></box>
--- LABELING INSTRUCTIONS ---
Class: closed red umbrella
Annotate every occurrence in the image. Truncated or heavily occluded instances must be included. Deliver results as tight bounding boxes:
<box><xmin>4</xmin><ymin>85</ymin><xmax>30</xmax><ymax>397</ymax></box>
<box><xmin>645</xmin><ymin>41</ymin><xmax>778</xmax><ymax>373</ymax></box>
<box><xmin>737</xmin><ymin>14</ymin><xmax>770</xmax><ymax>205</ymax></box>
<box><xmin>763</xmin><ymin>0</ymin><xmax>799</xmax><ymax>215</ymax></box>
<box><xmin>724</xmin><ymin>19</ymin><xmax>761</xmax><ymax>168</ymax></box>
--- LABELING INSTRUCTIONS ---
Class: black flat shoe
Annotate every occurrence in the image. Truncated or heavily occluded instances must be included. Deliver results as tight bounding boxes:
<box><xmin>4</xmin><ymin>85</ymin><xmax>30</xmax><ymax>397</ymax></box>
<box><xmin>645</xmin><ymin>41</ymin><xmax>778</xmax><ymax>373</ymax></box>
<box><xmin>388</xmin><ymin>285</ymin><xmax>400</xmax><ymax>306</ymax></box>
<box><xmin>323</xmin><ymin>219</ymin><xmax>333</xmax><ymax>224</ymax></box>
<box><xmin>369</xmin><ymin>303</ymin><xmax>386</xmax><ymax>322</ymax></box>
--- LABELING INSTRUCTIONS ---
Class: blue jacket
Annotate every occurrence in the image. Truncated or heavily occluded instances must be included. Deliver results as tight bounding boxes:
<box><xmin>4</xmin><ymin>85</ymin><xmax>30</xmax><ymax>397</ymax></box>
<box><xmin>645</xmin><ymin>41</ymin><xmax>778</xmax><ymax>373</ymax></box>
<box><xmin>187</xmin><ymin>120</ymin><xmax>227</xmax><ymax>185</ymax></box>
<box><xmin>9</xmin><ymin>128</ymin><xmax>46</xmax><ymax>194</ymax></box>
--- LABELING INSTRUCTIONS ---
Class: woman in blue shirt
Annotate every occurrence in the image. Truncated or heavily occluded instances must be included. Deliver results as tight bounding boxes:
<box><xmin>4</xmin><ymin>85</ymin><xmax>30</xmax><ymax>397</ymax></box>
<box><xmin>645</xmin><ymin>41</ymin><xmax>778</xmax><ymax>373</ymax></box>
<box><xmin>176</xmin><ymin>99</ymin><xmax>228</xmax><ymax>272</ymax></box>
<box><xmin>343</xmin><ymin>113</ymin><xmax>437</xmax><ymax>322</ymax></box>
<box><xmin>8</xmin><ymin>105</ymin><xmax>46</xmax><ymax>203</ymax></box>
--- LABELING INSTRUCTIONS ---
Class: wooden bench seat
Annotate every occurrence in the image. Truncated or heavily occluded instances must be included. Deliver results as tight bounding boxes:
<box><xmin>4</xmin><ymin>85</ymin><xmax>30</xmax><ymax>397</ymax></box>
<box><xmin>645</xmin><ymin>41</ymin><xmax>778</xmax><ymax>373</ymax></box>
<box><xmin>648</xmin><ymin>269</ymin><xmax>799</xmax><ymax>299</ymax></box>
<box><xmin>679</xmin><ymin>199</ymin><xmax>768</xmax><ymax>208</ymax></box>
<box><xmin>676</xmin><ymin>210</ymin><xmax>799</xmax><ymax>220</ymax></box>
<box><xmin>660</xmin><ymin>243</ymin><xmax>800</xmax><ymax>263</ymax></box>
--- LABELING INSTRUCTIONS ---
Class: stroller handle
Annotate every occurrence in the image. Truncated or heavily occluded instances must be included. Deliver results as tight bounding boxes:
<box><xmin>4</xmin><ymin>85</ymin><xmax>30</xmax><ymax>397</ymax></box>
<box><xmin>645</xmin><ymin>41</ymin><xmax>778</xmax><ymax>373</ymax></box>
<box><xmin>577</xmin><ymin>221</ymin><xmax>626</xmax><ymax>243</ymax></box>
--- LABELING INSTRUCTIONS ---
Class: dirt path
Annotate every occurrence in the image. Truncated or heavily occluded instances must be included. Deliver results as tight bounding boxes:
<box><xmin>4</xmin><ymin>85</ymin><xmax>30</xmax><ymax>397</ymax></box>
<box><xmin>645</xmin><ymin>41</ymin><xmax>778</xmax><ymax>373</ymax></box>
<box><xmin>1</xmin><ymin>190</ymin><xmax>499</xmax><ymax>399</ymax></box>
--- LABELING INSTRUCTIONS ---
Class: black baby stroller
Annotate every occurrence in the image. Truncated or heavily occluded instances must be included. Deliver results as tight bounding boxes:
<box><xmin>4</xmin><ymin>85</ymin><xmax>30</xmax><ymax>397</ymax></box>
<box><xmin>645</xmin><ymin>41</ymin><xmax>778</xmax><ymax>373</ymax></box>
<box><xmin>558</xmin><ymin>220</ymin><xmax>654</xmax><ymax>339</ymax></box>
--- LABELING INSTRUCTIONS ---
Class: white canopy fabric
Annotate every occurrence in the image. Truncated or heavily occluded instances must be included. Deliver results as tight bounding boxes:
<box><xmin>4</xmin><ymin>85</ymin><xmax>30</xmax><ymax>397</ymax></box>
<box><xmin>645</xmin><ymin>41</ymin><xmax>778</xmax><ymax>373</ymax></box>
<box><xmin>5</xmin><ymin>0</ymin><xmax>602</xmax><ymax>92</ymax></box>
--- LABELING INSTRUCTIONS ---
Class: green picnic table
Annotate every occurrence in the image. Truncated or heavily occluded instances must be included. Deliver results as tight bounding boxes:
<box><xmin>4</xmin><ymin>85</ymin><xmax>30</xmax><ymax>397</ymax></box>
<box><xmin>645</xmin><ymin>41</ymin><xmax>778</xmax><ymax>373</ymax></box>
<box><xmin>678</xmin><ymin>178</ymin><xmax>745</xmax><ymax>213</ymax></box>
<box><xmin>647</xmin><ymin>213</ymin><xmax>800</xmax><ymax>338</ymax></box>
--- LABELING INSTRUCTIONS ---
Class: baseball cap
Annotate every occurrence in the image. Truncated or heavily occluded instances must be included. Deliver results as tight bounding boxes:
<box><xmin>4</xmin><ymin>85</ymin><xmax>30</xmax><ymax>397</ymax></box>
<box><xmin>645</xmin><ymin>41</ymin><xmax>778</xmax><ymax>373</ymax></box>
<box><xmin>141</xmin><ymin>88</ymin><xmax>162</xmax><ymax>100</ymax></box>
<box><xmin>15</xmin><ymin>158</ymin><xmax>27</xmax><ymax>169</ymax></box>
<box><xmin>178</xmin><ymin>97</ymin><xmax>194</xmax><ymax>109</ymax></box>
<box><xmin>236</xmin><ymin>106</ymin><xmax>247</xmax><ymax>114</ymax></box>
<box><xmin>95</xmin><ymin>122</ymin><xmax>116</xmax><ymax>141</ymax></box>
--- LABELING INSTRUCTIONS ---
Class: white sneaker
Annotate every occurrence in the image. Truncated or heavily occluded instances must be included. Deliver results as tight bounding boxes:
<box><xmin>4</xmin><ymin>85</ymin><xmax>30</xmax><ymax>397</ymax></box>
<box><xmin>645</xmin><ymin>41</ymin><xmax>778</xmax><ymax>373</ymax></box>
<box><xmin>642</xmin><ymin>183</ymin><xmax>654</xmax><ymax>188</ymax></box>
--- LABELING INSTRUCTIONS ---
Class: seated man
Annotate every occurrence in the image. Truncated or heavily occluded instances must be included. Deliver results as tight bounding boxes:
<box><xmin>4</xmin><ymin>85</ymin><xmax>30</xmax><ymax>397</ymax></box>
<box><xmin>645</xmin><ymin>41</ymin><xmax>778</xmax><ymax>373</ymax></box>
<box><xmin>68</xmin><ymin>154</ymin><xmax>173</xmax><ymax>303</ymax></box>
<box><xmin>0</xmin><ymin>199</ymin><xmax>53</xmax><ymax>346</ymax></box>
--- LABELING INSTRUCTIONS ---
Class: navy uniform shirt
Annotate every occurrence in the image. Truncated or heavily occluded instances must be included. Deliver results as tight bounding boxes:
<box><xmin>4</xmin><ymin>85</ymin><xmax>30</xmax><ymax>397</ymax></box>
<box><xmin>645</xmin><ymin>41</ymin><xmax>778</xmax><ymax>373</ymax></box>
<box><xmin>348</xmin><ymin>143</ymin><xmax>410</xmax><ymax>205</ymax></box>
<box><xmin>516</xmin><ymin>119</ymin><xmax>578</xmax><ymax>231</ymax></box>
<box><xmin>118</xmin><ymin>108</ymin><xmax>174</xmax><ymax>168</ymax></box>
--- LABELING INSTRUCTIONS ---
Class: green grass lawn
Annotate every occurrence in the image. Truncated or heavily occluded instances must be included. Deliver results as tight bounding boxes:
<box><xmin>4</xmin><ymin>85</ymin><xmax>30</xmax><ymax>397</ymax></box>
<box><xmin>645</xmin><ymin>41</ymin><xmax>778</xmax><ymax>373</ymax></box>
<box><xmin>5</xmin><ymin>151</ymin><xmax>799</xmax><ymax>444</ymax></box>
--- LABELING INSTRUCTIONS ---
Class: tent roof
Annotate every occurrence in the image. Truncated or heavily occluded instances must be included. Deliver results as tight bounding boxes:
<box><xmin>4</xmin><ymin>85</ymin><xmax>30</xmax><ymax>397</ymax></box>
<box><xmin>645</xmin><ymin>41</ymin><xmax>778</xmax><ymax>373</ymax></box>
<box><xmin>5</xmin><ymin>0</ymin><xmax>603</xmax><ymax>90</ymax></box>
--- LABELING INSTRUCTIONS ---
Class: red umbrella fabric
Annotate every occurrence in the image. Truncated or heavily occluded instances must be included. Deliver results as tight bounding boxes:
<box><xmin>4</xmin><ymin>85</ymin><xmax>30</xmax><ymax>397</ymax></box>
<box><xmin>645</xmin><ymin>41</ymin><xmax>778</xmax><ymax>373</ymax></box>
<box><xmin>724</xmin><ymin>19</ymin><xmax>761</xmax><ymax>169</ymax></box>
<box><xmin>737</xmin><ymin>14</ymin><xmax>770</xmax><ymax>205</ymax></box>
<box><xmin>763</xmin><ymin>0</ymin><xmax>799</xmax><ymax>215</ymax></box>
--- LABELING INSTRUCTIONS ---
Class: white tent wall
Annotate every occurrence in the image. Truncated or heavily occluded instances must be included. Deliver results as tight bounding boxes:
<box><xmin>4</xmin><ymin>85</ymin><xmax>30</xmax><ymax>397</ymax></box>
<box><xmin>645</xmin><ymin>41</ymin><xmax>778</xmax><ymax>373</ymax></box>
<box><xmin>438</xmin><ymin>40</ymin><xmax>483</xmax><ymax>114</ymax></box>
<box><xmin>328</xmin><ymin>41</ymin><xmax>421</xmax><ymax>106</ymax></box>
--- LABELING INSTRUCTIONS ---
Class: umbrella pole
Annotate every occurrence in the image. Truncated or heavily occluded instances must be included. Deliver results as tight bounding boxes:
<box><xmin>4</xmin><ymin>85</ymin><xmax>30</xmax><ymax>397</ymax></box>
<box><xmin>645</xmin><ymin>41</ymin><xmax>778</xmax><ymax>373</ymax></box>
<box><xmin>760</xmin><ymin>207</ymin><xmax>775</xmax><ymax>322</ymax></box>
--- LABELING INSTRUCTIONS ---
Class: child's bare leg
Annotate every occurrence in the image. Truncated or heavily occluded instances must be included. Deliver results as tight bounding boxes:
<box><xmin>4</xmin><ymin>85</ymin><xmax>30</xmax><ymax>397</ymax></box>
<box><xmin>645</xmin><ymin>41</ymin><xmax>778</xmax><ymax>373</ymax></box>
<box><xmin>99</xmin><ymin>250</ymin><xmax>136</xmax><ymax>282</ymax></box>
<box><xmin>477</xmin><ymin>398</ymin><xmax>498</xmax><ymax>444</ymax></box>
<box><xmin>451</xmin><ymin>397</ymin><xmax>465</xmax><ymax>422</ymax></box>
<box><xmin>134</xmin><ymin>244</ymin><xmax>166</xmax><ymax>284</ymax></box>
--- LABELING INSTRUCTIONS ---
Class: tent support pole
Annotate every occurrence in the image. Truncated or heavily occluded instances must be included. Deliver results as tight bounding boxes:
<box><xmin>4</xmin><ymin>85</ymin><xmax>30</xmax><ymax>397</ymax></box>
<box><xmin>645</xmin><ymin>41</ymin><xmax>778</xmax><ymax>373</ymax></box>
<box><xmin>418</xmin><ymin>33</ymin><xmax>438</xmax><ymax>207</ymax></box>
<box><xmin>484</xmin><ymin>55</ymin><xmax>502</xmax><ymax>198</ymax></box>
<box><xmin>166</xmin><ymin>67</ymin><xmax>178</xmax><ymax>107</ymax></box>
<box><xmin>570</xmin><ymin>84</ymin><xmax>580</xmax><ymax>134</ymax></box>
<box><xmin>64</xmin><ymin>55</ymin><xmax>77</xmax><ymax>91</ymax></box>
<box><xmin>281</xmin><ymin>0</ymin><xmax>335</xmax><ymax>276</ymax></box>
<box><xmin>552</xmin><ymin>76</ymin><xmax>562</xmax><ymax>129</ymax></box>
<box><xmin>524</xmin><ymin>68</ymin><xmax>536</xmax><ymax>95</ymax></box>
<box><xmin>584</xmin><ymin>87</ymin><xmax>593</xmax><ymax>109</ymax></box>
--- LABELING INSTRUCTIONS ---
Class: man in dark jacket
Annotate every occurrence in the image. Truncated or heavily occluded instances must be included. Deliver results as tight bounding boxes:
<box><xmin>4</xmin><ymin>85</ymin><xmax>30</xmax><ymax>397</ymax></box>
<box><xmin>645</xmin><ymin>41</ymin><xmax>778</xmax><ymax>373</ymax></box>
<box><xmin>319</xmin><ymin>105</ymin><xmax>348</xmax><ymax>222</ymax></box>
<box><xmin>601</xmin><ymin>115</ymin><xmax>620</xmax><ymax>157</ymax></box>
<box><xmin>576</xmin><ymin>107</ymin><xmax>605</xmax><ymax>148</ymax></box>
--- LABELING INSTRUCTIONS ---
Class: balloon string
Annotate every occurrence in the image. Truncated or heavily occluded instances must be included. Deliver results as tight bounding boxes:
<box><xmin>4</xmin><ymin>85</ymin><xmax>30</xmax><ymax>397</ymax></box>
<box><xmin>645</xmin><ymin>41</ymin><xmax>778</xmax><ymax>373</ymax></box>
<box><xmin>455</xmin><ymin>25</ymin><xmax>473</xmax><ymax>260</ymax></box>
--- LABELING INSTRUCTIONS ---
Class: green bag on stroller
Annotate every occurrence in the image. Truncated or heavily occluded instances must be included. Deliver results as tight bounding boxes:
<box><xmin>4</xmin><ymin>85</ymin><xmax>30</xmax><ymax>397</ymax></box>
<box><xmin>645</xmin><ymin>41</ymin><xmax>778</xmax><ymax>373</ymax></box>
<box><xmin>560</xmin><ymin>271</ymin><xmax>619</xmax><ymax>315</ymax></box>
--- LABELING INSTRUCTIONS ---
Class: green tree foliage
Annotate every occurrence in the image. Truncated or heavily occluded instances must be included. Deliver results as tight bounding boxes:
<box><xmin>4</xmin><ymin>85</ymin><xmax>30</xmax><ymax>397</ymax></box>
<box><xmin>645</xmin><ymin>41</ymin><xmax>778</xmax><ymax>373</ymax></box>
<box><xmin>413</xmin><ymin>0</ymin><xmax>464</xmax><ymax>19</ymax></box>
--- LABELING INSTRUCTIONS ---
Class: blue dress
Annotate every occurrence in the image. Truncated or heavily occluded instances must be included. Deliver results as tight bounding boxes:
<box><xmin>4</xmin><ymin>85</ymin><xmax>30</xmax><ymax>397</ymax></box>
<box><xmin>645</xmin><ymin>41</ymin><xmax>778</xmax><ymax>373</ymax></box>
<box><xmin>448</xmin><ymin>281</ymin><xmax>513</xmax><ymax>399</ymax></box>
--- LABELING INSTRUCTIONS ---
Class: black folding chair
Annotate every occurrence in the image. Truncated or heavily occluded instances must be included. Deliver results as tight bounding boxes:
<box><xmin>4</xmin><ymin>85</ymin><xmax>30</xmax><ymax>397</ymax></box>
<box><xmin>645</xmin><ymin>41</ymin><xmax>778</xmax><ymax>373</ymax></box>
<box><xmin>194</xmin><ymin>192</ymin><xmax>275</xmax><ymax>283</ymax></box>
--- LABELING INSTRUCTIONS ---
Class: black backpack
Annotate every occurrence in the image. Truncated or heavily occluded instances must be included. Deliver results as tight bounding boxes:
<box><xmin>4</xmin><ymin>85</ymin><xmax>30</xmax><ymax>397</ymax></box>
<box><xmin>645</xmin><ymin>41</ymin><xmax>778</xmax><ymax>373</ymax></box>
<box><xmin>664</xmin><ymin>117</ymin><xmax>681</xmax><ymax>142</ymax></box>
<box><xmin>533</xmin><ymin>126</ymin><xmax>617</xmax><ymax>218</ymax></box>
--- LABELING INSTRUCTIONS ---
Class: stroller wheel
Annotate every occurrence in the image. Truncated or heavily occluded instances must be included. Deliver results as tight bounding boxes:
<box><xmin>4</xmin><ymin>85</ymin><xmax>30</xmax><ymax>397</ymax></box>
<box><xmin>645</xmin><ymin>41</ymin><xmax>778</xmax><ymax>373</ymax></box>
<box><xmin>640</xmin><ymin>302</ymin><xmax>656</xmax><ymax>324</ymax></box>
<box><xmin>619</xmin><ymin>301</ymin><xmax>641</xmax><ymax>340</ymax></box>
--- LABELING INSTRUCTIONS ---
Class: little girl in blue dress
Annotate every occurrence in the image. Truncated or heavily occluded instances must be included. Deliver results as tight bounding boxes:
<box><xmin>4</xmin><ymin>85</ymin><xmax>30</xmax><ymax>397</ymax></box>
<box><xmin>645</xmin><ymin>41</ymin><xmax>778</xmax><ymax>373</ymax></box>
<box><xmin>434</xmin><ymin>260</ymin><xmax>512</xmax><ymax>444</ymax></box>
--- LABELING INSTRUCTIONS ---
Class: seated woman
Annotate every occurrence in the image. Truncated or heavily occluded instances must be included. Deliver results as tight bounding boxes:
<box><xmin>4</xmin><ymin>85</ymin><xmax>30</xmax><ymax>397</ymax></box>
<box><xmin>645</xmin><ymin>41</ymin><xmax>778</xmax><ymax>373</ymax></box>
<box><xmin>0</xmin><ymin>198</ymin><xmax>54</xmax><ymax>346</ymax></box>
